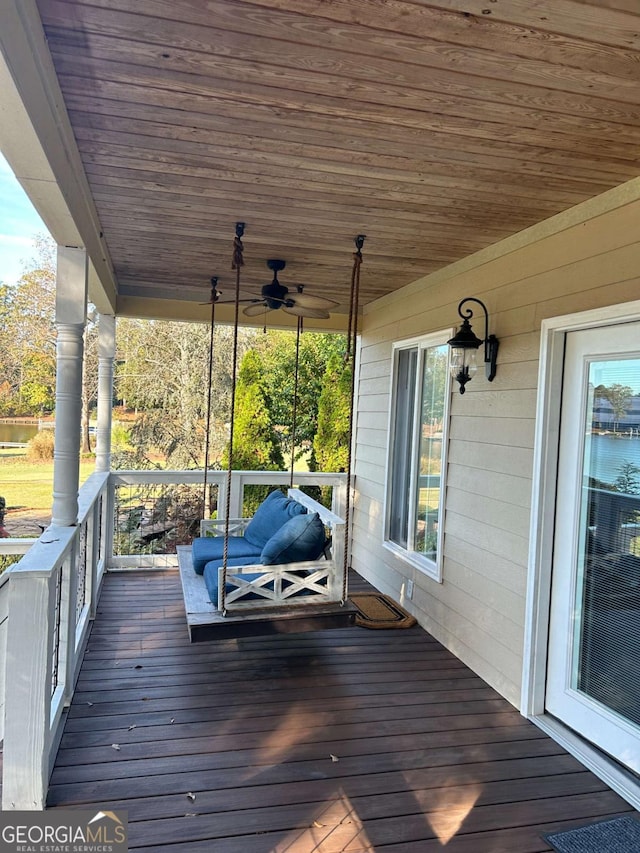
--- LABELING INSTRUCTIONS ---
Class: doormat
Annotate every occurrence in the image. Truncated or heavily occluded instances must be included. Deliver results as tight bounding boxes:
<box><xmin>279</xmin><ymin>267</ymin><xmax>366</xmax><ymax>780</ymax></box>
<box><xmin>544</xmin><ymin>815</ymin><xmax>640</xmax><ymax>852</ymax></box>
<box><xmin>350</xmin><ymin>593</ymin><xmax>417</xmax><ymax>629</ymax></box>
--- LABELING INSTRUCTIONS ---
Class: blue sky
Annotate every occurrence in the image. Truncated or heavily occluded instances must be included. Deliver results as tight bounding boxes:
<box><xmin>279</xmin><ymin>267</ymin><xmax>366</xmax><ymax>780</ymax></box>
<box><xmin>0</xmin><ymin>152</ymin><xmax>48</xmax><ymax>285</ymax></box>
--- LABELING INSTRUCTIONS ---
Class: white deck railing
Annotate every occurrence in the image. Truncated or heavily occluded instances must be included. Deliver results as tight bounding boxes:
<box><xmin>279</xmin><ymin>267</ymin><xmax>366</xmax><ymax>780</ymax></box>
<box><xmin>1</xmin><ymin>472</ymin><xmax>109</xmax><ymax>810</ymax></box>
<box><xmin>0</xmin><ymin>469</ymin><xmax>347</xmax><ymax>809</ymax></box>
<box><xmin>108</xmin><ymin>469</ymin><xmax>347</xmax><ymax>567</ymax></box>
<box><xmin>0</xmin><ymin>541</ymin><xmax>34</xmax><ymax>745</ymax></box>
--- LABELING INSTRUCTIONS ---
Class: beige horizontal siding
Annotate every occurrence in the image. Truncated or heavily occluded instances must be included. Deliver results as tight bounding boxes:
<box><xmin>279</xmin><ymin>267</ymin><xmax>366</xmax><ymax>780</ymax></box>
<box><xmin>437</xmin><ymin>555</ymin><xmax>526</xmax><ymax>633</ymax></box>
<box><xmin>444</xmin><ymin>536</ymin><xmax>527</xmax><ymax>597</ymax></box>
<box><xmin>352</xmin><ymin>178</ymin><xmax>640</xmax><ymax>709</ymax></box>
<box><xmin>358</xmin><ymin>357</ymin><xmax>391</xmax><ymax>381</ymax></box>
<box><xmin>448</xmin><ymin>439</ymin><xmax>534</xmax><ymax>479</ymax></box>
<box><xmin>356</xmin><ymin>426</ymin><xmax>388</xmax><ymax>450</ymax></box>
<box><xmin>445</xmin><ymin>485</ymin><xmax>532</xmax><ymax>538</ymax></box>
<box><xmin>445</xmin><ymin>511</ymin><xmax>530</xmax><ymax>569</ymax></box>
<box><xmin>456</xmin><ymin>358</ymin><xmax>539</xmax><ymax>391</ymax></box>
<box><xmin>357</xmin><ymin>374</ymin><xmax>391</xmax><ymax>397</ymax></box>
<box><xmin>446</xmin><ymin>465</ymin><xmax>532</xmax><ymax>510</ymax></box>
<box><xmin>356</xmin><ymin>441</ymin><xmax>389</xmax><ymax>468</ymax></box>
<box><xmin>357</xmin><ymin>393</ymin><xmax>389</xmax><ymax>414</ymax></box>
<box><xmin>353</xmin><ymin>460</ymin><xmax>386</xmax><ymax>489</ymax></box>
<box><xmin>448</xmin><ymin>416</ymin><xmax>536</xmax><ymax>448</ymax></box>
<box><xmin>495</xmin><ymin>331</ymin><xmax>542</xmax><ymax>364</ymax></box>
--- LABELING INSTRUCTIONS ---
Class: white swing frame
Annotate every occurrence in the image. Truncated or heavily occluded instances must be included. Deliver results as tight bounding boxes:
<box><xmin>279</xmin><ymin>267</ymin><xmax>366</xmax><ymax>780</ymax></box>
<box><xmin>177</xmin><ymin>489</ymin><xmax>353</xmax><ymax>640</ymax></box>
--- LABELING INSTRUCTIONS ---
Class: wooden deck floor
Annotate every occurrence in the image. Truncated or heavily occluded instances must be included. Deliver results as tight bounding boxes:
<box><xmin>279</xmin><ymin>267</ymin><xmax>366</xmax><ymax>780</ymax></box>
<box><xmin>48</xmin><ymin>570</ymin><xmax>637</xmax><ymax>852</ymax></box>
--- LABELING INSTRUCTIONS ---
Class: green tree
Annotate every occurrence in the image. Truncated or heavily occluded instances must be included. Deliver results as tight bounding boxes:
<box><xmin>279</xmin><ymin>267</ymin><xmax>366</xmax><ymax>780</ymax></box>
<box><xmin>595</xmin><ymin>383</ymin><xmax>633</xmax><ymax>432</ymax></box>
<box><xmin>0</xmin><ymin>236</ymin><xmax>100</xmax><ymax>437</ymax></box>
<box><xmin>0</xmin><ymin>235</ymin><xmax>56</xmax><ymax>415</ymax></box>
<box><xmin>223</xmin><ymin>350</ymin><xmax>284</xmax><ymax>471</ymax></box>
<box><xmin>314</xmin><ymin>353</ymin><xmax>353</xmax><ymax>473</ymax></box>
<box><xmin>609</xmin><ymin>384</ymin><xmax>633</xmax><ymax>432</ymax></box>
<box><xmin>222</xmin><ymin>350</ymin><xmax>284</xmax><ymax>515</ymax></box>
<box><xmin>613</xmin><ymin>461</ymin><xmax>640</xmax><ymax>495</ymax></box>
<box><xmin>256</xmin><ymin>330</ymin><xmax>347</xmax><ymax>463</ymax></box>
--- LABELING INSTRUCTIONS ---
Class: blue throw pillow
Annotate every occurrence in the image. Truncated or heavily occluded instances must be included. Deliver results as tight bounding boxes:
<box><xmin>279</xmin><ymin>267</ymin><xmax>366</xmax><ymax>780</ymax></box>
<box><xmin>261</xmin><ymin>512</ymin><xmax>326</xmax><ymax>565</ymax></box>
<box><xmin>243</xmin><ymin>490</ymin><xmax>307</xmax><ymax>548</ymax></box>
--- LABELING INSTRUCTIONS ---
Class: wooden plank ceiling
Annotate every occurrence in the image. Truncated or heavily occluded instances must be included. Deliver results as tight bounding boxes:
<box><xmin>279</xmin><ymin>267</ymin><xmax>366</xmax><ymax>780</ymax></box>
<box><xmin>35</xmin><ymin>0</ymin><xmax>640</xmax><ymax>316</ymax></box>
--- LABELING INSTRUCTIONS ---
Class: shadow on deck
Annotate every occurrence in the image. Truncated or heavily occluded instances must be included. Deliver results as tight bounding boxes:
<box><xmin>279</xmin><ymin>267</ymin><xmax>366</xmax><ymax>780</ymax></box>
<box><xmin>47</xmin><ymin>570</ymin><xmax>636</xmax><ymax>852</ymax></box>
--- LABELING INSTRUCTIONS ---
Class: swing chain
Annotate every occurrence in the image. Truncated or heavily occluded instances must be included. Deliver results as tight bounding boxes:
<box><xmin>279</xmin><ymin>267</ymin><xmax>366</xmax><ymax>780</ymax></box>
<box><xmin>202</xmin><ymin>283</ymin><xmax>217</xmax><ymax>515</ymax></box>
<box><xmin>342</xmin><ymin>234</ymin><xmax>365</xmax><ymax>604</ymax></box>
<box><xmin>221</xmin><ymin>222</ymin><xmax>245</xmax><ymax>614</ymax></box>
<box><xmin>232</xmin><ymin>222</ymin><xmax>245</xmax><ymax>269</ymax></box>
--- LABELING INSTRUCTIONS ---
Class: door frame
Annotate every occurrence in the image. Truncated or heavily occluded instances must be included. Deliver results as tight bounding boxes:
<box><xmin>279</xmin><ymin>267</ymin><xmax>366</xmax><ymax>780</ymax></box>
<box><xmin>523</xmin><ymin>298</ymin><xmax>640</xmax><ymax>810</ymax></box>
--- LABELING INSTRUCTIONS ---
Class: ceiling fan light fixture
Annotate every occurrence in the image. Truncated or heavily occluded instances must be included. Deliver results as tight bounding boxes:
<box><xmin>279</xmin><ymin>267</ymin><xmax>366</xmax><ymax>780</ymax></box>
<box><xmin>261</xmin><ymin>258</ymin><xmax>289</xmax><ymax>309</ymax></box>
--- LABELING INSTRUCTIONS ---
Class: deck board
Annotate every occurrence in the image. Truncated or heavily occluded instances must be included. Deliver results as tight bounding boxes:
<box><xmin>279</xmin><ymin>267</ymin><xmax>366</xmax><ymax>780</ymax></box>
<box><xmin>47</xmin><ymin>570</ymin><xmax>637</xmax><ymax>851</ymax></box>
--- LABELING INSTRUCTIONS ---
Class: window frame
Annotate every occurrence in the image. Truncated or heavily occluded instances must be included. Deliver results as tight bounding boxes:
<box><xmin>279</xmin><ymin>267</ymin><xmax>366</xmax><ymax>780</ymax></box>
<box><xmin>383</xmin><ymin>330</ymin><xmax>453</xmax><ymax>581</ymax></box>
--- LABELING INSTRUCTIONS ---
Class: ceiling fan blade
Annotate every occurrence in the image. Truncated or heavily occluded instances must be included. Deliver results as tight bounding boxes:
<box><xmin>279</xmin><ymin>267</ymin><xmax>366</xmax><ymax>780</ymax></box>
<box><xmin>282</xmin><ymin>305</ymin><xmax>330</xmax><ymax>320</ymax></box>
<box><xmin>199</xmin><ymin>296</ymin><xmax>262</xmax><ymax>306</ymax></box>
<box><xmin>290</xmin><ymin>293</ymin><xmax>339</xmax><ymax>310</ymax></box>
<box><xmin>243</xmin><ymin>301</ymin><xmax>272</xmax><ymax>317</ymax></box>
<box><xmin>212</xmin><ymin>298</ymin><xmax>261</xmax><ymax>305</ymax></box>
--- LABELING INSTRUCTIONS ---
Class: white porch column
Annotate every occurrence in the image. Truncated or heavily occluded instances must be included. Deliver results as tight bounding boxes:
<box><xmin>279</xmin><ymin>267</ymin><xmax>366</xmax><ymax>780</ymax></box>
<box><xmin>95</xmin><ymin>314</ymin><xmax>115</xmax><ymax>473</ymax></box>
<box><xmin>52</xmin><ymin>246</ymin><xmax>88</xmax><ymax>526</ymax></box>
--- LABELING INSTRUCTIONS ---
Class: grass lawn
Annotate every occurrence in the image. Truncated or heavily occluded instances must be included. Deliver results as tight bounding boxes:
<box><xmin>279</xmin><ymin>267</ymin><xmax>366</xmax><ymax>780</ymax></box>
<box><xmin>0</xmin><ymin>449</ymin><xmax>95</xmax><ymax>512</ymax></box>
<box><xmin>1</xmin><ymin>440</ymin><xmax>312</xmax><ymax>518</ymax></box>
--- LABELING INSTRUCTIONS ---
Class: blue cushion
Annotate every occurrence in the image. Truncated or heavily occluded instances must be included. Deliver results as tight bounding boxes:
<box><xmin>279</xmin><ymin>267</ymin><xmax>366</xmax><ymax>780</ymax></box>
<box><xmin>191</xmin><ymin>536</ymin><xmax>262</xmax><ymax>575</ymax></box>
<box><xmin>261</xmin><ymin>512</ymin><xmax>327</xmax><ymax>565</ymax></box>
<box><xmin>243</xmin><ymin>490</ymin><xmax>307</xmax><ymax>548</ymax></box>
<box><xmin>203</xmin><ymin>559</ymin><xmax>266</xmax><ymax>606</ymax></box>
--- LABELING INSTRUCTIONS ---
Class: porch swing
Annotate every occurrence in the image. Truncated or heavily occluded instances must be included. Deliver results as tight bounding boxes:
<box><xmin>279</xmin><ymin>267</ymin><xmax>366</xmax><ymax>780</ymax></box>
<box><xmin>177</xmin><ymin>224</ymin><xmax>362</xmax><ymax>641</ymax></box>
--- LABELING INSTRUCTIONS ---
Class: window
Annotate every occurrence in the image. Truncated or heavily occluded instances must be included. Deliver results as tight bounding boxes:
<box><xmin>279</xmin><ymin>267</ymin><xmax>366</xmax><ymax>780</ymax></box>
<box><xmin>385</xmin><ymin>333</ymin><xmax>451</xmax><ymax>579</ymax></box>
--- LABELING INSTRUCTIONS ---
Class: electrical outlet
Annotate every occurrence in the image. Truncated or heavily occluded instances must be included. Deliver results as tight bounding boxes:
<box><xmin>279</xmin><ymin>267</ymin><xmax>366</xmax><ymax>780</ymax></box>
<box><xmin>406</xmin><ymin>579</ymin><xmax>414</xmax><ymax>600</ymax></box>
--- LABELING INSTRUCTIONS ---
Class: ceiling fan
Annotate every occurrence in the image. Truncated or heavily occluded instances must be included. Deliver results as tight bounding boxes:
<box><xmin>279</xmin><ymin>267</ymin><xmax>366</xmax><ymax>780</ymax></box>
<box><xmin>202</xmin><ymin>260</ymin><xmax>339</xmax><ymax>319</ymax></box>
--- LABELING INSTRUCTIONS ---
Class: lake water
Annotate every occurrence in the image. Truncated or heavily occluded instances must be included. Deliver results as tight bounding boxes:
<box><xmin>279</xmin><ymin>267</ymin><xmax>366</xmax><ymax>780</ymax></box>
<box><xmin>588</xmin><ymin>433</ymin><xmax>640</xmax><ymax>485</ymax></box>
<box><xmin>0</xmin><ymin>423</ymin><xmax>40</xmax><ymax>444</ymax></box>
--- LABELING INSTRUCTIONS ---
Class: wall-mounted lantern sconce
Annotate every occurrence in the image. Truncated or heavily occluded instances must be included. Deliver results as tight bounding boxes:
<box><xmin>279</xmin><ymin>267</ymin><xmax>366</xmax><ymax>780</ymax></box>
<box><xmin>447</xmin><ymin>298</ymin><xmax>499</xmax><ymax>394</ymax></box>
